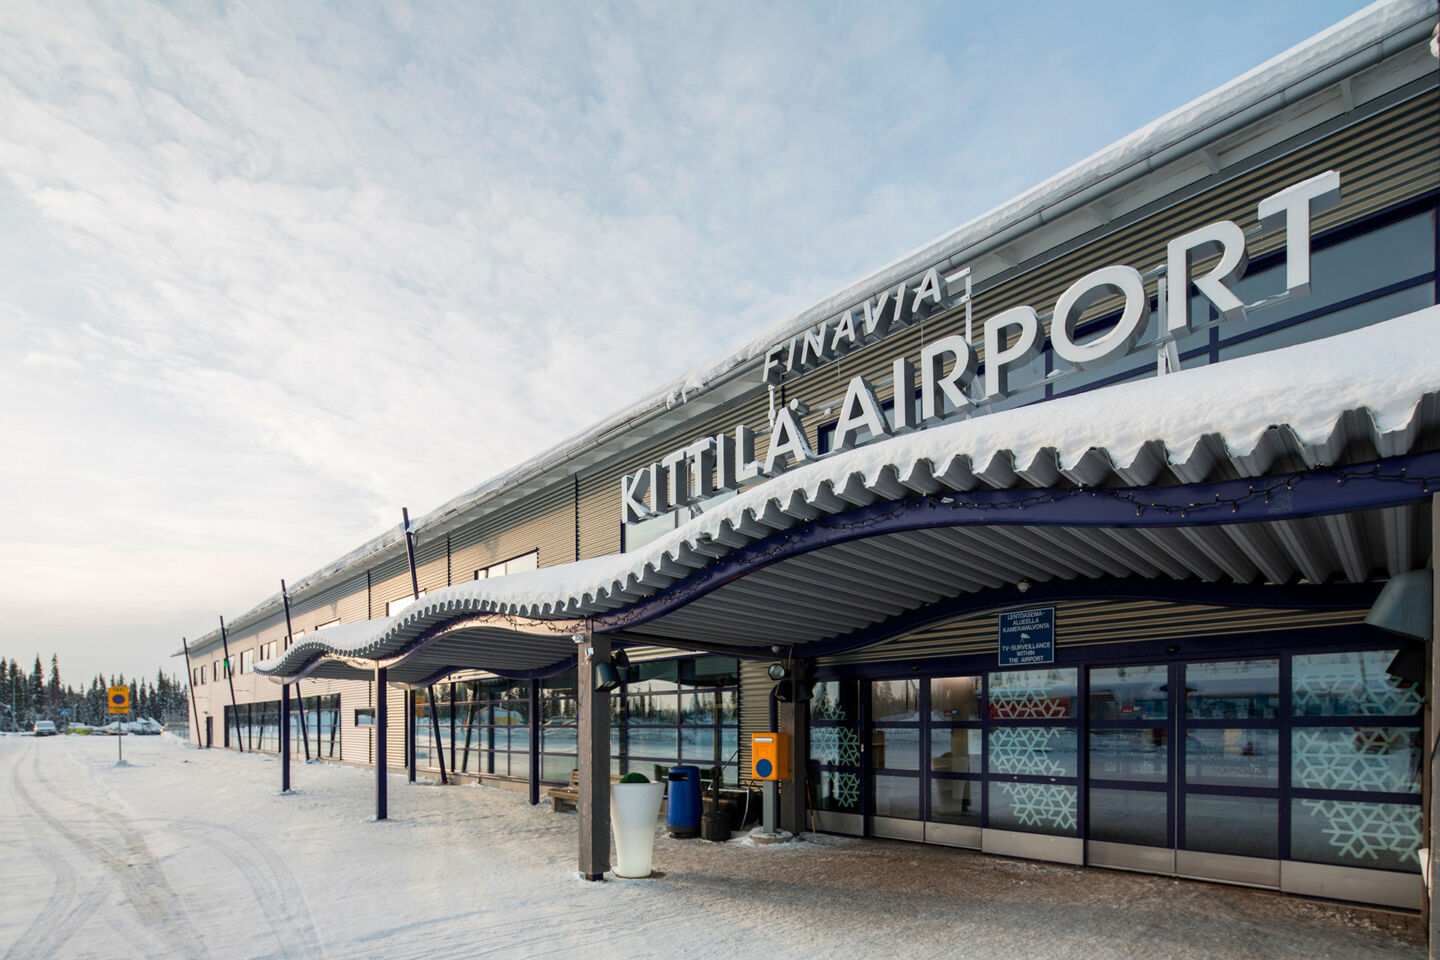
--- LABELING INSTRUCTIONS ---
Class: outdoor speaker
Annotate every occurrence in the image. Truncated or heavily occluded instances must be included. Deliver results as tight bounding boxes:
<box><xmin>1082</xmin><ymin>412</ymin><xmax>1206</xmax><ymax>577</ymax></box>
<box><xmin>1364</xmin><ymin>570</ymin><xmax>1433</xmax><ymax>641</ymax></box>
<box><xmin>1386</xmin><ymin>644</ymin><xmax>1425</xmax><ymax>686</ymax></box>
<box><xmin>593</xmin><ymin>660</ymin><xmax>621</xmax><ymax>692</ymax></box>
<box><xmin>772</xmin><ymin>678</ymin><xmax>813</xmax><ymax>703</ymax></box>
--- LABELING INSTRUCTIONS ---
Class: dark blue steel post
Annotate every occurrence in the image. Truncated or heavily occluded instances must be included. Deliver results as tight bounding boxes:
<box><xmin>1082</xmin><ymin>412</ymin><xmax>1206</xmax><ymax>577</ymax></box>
<box><xmin>280</xmin><ymin>679</ymin><xmax>291</xmax><ymax>793</ymax></box>
<box><xmin>179</xmin><ymin>636</ymin><xmax>203</xmax><ymax>749</ymax></box>
<box><xmin>406</xmin><ymin>689</ymin><xmax>417</xmax><ymax>783</ymax></box>
<box><xmin>528</xmin><ymin>679</ymin><xmax>540</xmax><ymax>806</ymax></box>
<box><xmin>375</xmin><ymin>666</ymin><xmax>388</xmax><ymax>821</ymax></box>
<box><xmin>281</xmin><ymin>579</ymin><xmax>311</xmax><ymax>762</ymax></box>
<box><xmin>219</xmin><ymin>616</ymin><xmax>243</xmax><ymax>753</ymax></box>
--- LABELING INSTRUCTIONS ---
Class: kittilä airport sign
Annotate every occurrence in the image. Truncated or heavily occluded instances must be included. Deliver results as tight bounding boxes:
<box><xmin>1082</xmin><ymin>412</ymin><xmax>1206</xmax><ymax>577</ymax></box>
<box><xmin>621</xmin><ymin>171</ymin><xmax>1341</xmax><ymax>524</ymax></box>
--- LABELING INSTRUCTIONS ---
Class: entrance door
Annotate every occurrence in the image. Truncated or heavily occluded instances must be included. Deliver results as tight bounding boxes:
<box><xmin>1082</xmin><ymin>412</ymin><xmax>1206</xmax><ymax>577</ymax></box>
<box><xmin>205</xmin><ymin>715</ymin><xmax>213</xmax><ymax>748</ymax></box>
<box><xmin>1085</xmin><ymin>663</ymin><xmax>1175</xmax><ymax>873</ymax></box>
<box><xmin>1085</xmin><ymin>658</ymin><xmax>1283</xmax><ymax>886</ymax></box>
<box><xmin>868</xmin><ymin>676</ymin><xmax>983</xmax><ymax>846</ymax></box>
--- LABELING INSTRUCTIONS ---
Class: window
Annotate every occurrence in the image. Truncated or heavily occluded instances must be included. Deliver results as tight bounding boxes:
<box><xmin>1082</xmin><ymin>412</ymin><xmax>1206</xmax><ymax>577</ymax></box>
<box><xmin>291</xmin><ymin>694</ymin><xmax>341</xmax><ymax>759</ymax></box>
<box><xmin>315</xmin><ymin>618</ymin><xmax>340</xmax><ymax>631</ymax></box>
<box><xmin>239</xmin><ymin>649</ymin><xmax>254</xmax><ymax>674</ymax></box>
<box><xmin>533</xmin><ymin>656</ymin><xmax>742</xmax><ymax>785</ymax></box>
<box><xmin>474</xmin><ymin>550</ymin><xmax>538</xmax><ymax>580</ymax></box>
<box><xmin>387</xmin><ymin>592</ymin><xmax>426</xmax><ymax>617</ymax></box>
<box><xmin>442</xmin><ymin>679</ymin><xmax>532</xmax><ymax>779</ymax></box>
<box><xmin>355</xmin><ymin>708</ymin><xmax>375</xmax><ymax>726</ymax></box>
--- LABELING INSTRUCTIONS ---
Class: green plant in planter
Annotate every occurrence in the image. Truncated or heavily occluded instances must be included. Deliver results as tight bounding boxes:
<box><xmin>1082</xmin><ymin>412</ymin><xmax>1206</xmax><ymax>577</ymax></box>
<box><xmin>618</xmin><ymin>772</ymin><xmax>650</xmax><ymax>784</ymax></box>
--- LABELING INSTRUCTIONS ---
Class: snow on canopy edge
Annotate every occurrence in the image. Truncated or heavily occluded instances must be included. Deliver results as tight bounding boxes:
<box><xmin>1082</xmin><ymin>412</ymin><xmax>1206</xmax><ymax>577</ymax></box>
<box><xmin>256</xmin><ymin>307</ymin><xmax>1440</xmax><ymax>678</ymax></box>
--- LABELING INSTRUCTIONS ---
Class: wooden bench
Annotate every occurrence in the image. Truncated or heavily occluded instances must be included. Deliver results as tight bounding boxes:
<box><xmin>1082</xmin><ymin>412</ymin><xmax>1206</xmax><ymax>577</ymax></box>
<box><xmin>547</xmin><ymin>770</ymin><xmax>622</xmax><ymax>813</ymax></box>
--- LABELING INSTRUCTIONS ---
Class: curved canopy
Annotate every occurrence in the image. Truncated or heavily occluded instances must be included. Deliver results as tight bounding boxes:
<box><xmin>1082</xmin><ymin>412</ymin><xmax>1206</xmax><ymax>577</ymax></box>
<box><xmin>257</xmin><ymin>308</ymin><xmax>1440</xmax><ymax>685</ymax></box>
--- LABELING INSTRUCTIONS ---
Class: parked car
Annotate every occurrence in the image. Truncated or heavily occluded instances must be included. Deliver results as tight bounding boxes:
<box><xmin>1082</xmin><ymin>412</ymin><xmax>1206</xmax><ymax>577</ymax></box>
<box><xmin>99</xmin><ymin>717</ymin><xmax>163</xmax><ymax>735</ymax></box>
<box><xmin>33</xmin><ymin>720</ymin><xmax>57</xmax><ymax>737</ymax></box>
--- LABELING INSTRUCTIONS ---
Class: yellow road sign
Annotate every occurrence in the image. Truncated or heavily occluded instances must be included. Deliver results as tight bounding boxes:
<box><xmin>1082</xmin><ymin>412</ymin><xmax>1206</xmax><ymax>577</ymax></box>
<box><xmin>107</xmin><ymin>686</ymin><xmax>131</xmax><ymax>715</ymax></box>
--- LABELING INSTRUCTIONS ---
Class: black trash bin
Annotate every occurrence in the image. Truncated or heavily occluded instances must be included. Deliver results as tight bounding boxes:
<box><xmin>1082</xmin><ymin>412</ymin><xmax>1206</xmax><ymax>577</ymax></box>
<box><xmin>666</xmin><ymin>765</ymin><xmax>701</xmax><ymax>838</ymax></box>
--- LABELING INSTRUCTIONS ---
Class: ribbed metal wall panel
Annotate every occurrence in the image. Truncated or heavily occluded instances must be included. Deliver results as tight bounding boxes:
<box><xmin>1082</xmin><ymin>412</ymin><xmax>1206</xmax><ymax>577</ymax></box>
<box><xmin>738</xmin><ymin>659</ymin><xmax>773</xmax><ymax>787</ymax></box>
<box><xmin>368</xmin><ymin>555</ymin><xmax>412</xmax><ymax>619</ymax></box>
<box><xmin>415</xmin><ymin>534</ymin><xmax>449</xmax><ymax>594</ymax></box>
<box><xmin>385</xmin><ymin>683</ymin><xmax>406</xmax><ymax>769</ymax></box>
<box><xmin>339</xmin><ymin>679</ymin><xmax>372</xmax><ymax>763</ymax></box>
<box><xmin>292</xmin><ymin>573</ymin><xmax>368</xmax><ymax>631</ymax></box>
<box><xmin>818</xmin><ymin>599</ymin><xmax>1369</xmax><ymax>668</ymax></box>
<box><xmin>448</xmin><ymin>479</ymin><xmax>575</xmax><ymax>578</ymax></box>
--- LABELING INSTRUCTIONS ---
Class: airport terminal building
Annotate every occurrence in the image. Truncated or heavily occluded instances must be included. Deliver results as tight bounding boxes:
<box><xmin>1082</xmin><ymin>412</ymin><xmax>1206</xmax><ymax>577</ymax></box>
<box><xmin>182</xmin><ymin>2</ymin><xmax>1440</xmax><ymax>914</ymax></box>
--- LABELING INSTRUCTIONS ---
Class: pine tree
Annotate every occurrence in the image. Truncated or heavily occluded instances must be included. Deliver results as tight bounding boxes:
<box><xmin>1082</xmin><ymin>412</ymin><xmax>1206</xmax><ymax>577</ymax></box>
<box><xmin>47</xmin><ymin>655</ymin><xmax>61</xmax><ymax>715</ymax></box>
<box><xmin>29</xmin><ymin>656</ymin><xmax>43</xmax><ymax>723</ymax></box>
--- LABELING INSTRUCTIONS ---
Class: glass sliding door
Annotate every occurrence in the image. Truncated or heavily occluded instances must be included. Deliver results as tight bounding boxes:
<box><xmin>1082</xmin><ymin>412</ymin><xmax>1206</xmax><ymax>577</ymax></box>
<box><xmin>1177</xmin><ymin>658</ymin><xmax>1282</xmax><ymax>887</ymax></box>
<box><xmin>869</xmin><ymin>679</ymin><xmax>923</xmax><ymax>840</ymax></box>
<box><xmin>983</xmin><ymin>667</ymin><xmax>1080</xmax><ymax>861</ymax></box>
<box><xmin>1086</xmin><ymin>663</ymin><xmax>1174</xmax><ymax>873</ymax></box>
<box><xmin>926</xmin><ymin>675</ymin><xmax>983</xmax><ymax>846</ymax></box>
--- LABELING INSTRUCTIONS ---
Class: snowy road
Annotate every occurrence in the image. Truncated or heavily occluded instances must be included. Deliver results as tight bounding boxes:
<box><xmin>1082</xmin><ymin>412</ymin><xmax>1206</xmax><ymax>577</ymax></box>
<box><xmin>0</xmin><ymin>735</ymin><xmax>1424</xmax><ymax>960</ymax></box>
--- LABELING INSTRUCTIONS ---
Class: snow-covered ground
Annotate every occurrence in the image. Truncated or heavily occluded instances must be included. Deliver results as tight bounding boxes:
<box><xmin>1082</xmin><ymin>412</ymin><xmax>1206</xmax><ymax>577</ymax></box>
<box><xmin>0</xmin><ymin>735</ymin><xmax>1422</xmax><ymax>960</ymax></box>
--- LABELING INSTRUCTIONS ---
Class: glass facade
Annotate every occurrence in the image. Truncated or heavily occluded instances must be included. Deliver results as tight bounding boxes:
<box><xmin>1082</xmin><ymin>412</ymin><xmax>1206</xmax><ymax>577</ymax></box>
<box><xmin>818</xmin><ymin>640</ymin><xmax>1422</xmax><ymax>877</ymax></box>
<box><xmin>414</xmin><ymin>656</ymin><xmax>740</xmax><ymax>785</ymax></box>
<box><xmin>223</xmin><ymin>694</ymin><xmax>340</xmax><ymax>759</ymax></box>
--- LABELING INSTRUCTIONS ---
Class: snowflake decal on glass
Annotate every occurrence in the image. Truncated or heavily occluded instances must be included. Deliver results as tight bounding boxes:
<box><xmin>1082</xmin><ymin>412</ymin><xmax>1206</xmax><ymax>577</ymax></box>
<box><xmin>1292</xmin><ymin>652</ymin><xmax>1422</xmax><ymax>717</ymax></box>
<box><xmin>810</xmin><ymin>725</ymin><xmax>861</xmax><ymax>767</ymax></box>
<box><xmin>1292</xmin><ymin>728</ymin><xmax>1418</xmax><ymax>793</ymax></box>
<box><xmin>1300</xmin><ymin>799</ymin><xmax>1421</xmax><ymax>864</ymax></box>
<box><xmin>988</xmin><ymin>671</ymin><xmax>1071</xmax><ymax>719</ymax></box>
<box><xmin>988</xmin><ymin>727</ymin><xmax>1067</xmax><ymax>776</ymax></box>
<box><xmin>996</xmin><ymin>782</ymin><xmax>1076</xmax><ymax>831</ymax></box>
<box><xmin>813</xmin><ymin>694</ymin><xmax>848</xmax><ymax>723</ymax></box>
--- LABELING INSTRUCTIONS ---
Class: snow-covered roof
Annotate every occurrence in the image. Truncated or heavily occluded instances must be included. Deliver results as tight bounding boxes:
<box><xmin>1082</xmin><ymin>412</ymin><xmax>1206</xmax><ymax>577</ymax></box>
<box><xmin>215</xmin><ymin>0</ymin><xmax>1438</xmax><ymax>648</ymax></box>
<box><xmin>256</xmin><ymin>307</ymin><xmax>1440</xmax><ymax>683</ymax></box>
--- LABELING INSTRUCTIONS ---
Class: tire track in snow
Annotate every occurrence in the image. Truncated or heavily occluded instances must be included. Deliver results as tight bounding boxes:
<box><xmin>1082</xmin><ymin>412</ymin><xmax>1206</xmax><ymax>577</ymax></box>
<box><xmin>16</xmin><ymin>748</ymin><xmax>213</xmax><ymax>960</ymax></box>
<box><xmin>1</xmin><ymin>742</ymin><xmax>112</xmax><ymax>960</ymax></box>
<box><xmin>164</xmin><ymin>820</ymin><xmax>328</xmax><ymax>960</ymax></box>
<box><xmin>47</xmin><ymin>744</ymin><xmax>327</xmax><ymax>960</ymax></box>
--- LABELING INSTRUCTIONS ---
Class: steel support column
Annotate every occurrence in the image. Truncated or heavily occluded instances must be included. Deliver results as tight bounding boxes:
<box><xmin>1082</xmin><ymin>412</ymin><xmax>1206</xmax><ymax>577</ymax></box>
<box><xmin>406</xmin><ymin>689</ymin><xmax>417</xmax><ymax>783</ymax></box>
<box><xmin>281</xmin><ymin>580</ymin><xmax>311</xmax><ymax>762</ymax></box>
<box><xmin>426</xmin><ymin>685</ymin><xmax>448</xmax><ymax>785</ymax></box>
<box><xmin>528</xmin><ymin>678</ymin><xmax>541</xmax><ymax>806</ymax></box>
<box><xmin>219</xmin><ymin>616</ymin><xmax>243</xmax><ymax>753</ymax></box>
<box><xmin>1429</xmin><ymin>492</ymin><xmax>1438</xmax><ymax>957</ymax></box>
<box><xmin>578</xmin><ymin>630</ymin><xmax>611</xmax><ymax>880</ymax></box>
<box><xmin>179</xmin><ymin>636</ymin><xmax>203</xmax><ymax>748</ymax></box>
<box><xmin>376</xmin><ymin>666</ymin><xmax>388</xmax><ymax>821</ymax></box>
<box><xmin>778</xmin><ymin>659</ymin><xmax>810</xmax><ymax>835</ymax></box>
<box><xmin>280</xmin><ymin>680</ymin><xmax>292</xmax><ymax>793</ymax></box>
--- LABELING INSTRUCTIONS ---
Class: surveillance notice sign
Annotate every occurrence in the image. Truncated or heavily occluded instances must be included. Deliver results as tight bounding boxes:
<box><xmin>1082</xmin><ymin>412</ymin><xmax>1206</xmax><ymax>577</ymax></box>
<box><xmin>998</xmin><ymin>608</ymin><xmax>1055</xmax><ymax>666</ymax></box>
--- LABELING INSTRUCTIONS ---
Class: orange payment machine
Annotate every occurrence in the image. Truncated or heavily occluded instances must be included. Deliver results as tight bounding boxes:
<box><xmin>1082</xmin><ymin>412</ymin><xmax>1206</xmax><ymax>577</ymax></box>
<box><xmin>751</xmin><ymin>732</ymin><xmax>789</xmax><ymax>834</ymax></box>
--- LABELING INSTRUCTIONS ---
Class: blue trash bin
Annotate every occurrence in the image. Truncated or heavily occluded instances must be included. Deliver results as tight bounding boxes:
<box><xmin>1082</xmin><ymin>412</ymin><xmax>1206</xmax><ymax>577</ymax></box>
<box><xmin>666</xmin><ymin>765</ymin><xmax>701</xmax><ymax>838</ymax></box>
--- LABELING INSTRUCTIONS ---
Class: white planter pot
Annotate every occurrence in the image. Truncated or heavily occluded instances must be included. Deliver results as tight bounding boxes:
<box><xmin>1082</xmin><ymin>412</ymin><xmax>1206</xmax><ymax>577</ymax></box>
<box><xmin>610</xmin><ymin>782</ymin><xmax>665</xmax><ymax>878</ymax></box>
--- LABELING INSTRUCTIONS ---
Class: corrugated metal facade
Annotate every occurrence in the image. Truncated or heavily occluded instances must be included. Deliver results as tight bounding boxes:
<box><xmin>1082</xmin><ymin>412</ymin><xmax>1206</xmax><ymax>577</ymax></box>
<box><xmin>291</xmin><ymin>573</ymin><xmax>368</xmax><ymax>632</ymax></box>
<box><xmin>449</xmin><ymin>479</ymin><xmax>575</xmax><ymax>577</ymax></box>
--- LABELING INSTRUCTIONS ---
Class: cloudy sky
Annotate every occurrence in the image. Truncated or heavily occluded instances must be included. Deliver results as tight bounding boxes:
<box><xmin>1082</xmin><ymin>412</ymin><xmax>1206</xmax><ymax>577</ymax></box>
<box><xmin>0</xmin><ymin>0</ymin><xmax>1364</xmax><ymax>685</ymax></box>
